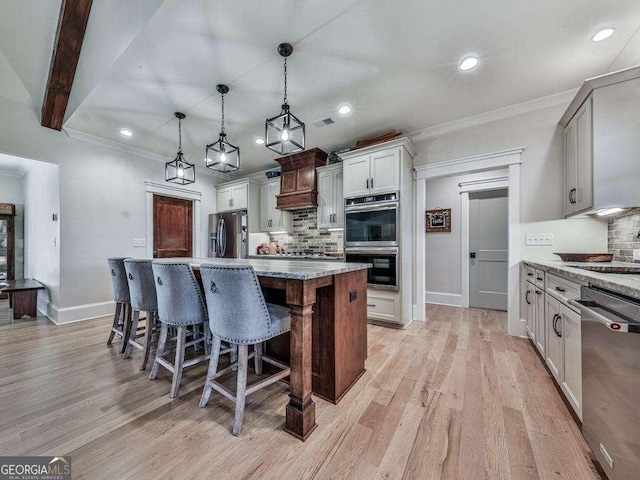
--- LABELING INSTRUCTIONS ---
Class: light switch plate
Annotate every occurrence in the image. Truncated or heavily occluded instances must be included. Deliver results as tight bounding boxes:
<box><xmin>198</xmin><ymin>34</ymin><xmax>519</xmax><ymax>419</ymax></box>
<box><xmin>133</xmin><ymin>238</ymin><xmax>146</xmax><ymax>247</ymax></box>
<box><xmin>525</xmin><ymin>233</ymin><xmax>554</xmax><ymax>246</ymax></box>
<box><xmin>633</xmin><ymin>249</ymin><xmax>640</xmax><ymax>261</ymax></box>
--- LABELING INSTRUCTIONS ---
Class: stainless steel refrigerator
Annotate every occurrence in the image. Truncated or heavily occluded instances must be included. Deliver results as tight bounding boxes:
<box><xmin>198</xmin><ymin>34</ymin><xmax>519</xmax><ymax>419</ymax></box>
<box><xmin>208</xmin><ymin>211</ymin><xmax>248</xmax><ymax>258</ymax></box>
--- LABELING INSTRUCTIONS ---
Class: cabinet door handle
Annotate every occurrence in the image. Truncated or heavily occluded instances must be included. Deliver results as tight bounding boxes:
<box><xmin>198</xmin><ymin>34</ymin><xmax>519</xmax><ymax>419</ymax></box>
<box><xmin>569</xmin><ymin>188</ymin><xmax>576</xmax><ymax>204</ymax></box>
<box><xmin>367</xmin><ymin>304</ymin><xmax>376</xmax><ymax>308</ymax></box>
<box><xmin>555</xmin><ymin>287</ymin><xmax>566</xmax><ymax>293</ymax></box>
<box><xmin>536</xmin><ymin>277</ymin><xmax>543</xmax><ymax>281</ymax></box>
<box><xmin>525</xmin><ymin>291</ymin><xmax>531</xmax><ymax>305</ymax></box>
<box><xmin>536</xmin><ymin>291</ymin><xmax>542</xmax><ymax>295</ymax></box>
<box><xmin>370</xmin><ymin>177</ymin><xmax>374</xmax><ymax>189</ymax></box>
<box><xmin>366</xmin><ymin>178</ymin><xmax>369</xmax><ymax>189</ymax></box>
<box><xmin>527</xmin><ymin>273</ymin><xmax>534</xmax><ymax>277</ymax></box>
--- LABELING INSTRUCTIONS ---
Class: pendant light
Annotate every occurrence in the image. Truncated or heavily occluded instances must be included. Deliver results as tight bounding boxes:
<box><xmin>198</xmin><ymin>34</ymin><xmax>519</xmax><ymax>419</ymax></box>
<box><xmin>165</xmin><ymin>112</ymin><xmax>195</xmax><ymax>184</ymax></box>
<box><xmin>206</xmin><ymin>84</ymin><xmax>240</xmax><ymax>173</ymax></box>
<box><xmin>265</xmin><ymin>43</ymin><xmax>305</xmax><ymax>155</ymax></box>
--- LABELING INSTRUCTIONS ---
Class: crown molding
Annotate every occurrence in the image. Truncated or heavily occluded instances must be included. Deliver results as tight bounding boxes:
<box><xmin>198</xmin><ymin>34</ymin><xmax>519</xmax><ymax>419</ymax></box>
<box><xmin>339</xmin><ymin>136</ymin><xmax>416</xmax><ymax>160</ymax></box>
<box><xmin>409</xmin><ymin>89</ymin><xmax>579</xmax><ymax>141</ymax></box>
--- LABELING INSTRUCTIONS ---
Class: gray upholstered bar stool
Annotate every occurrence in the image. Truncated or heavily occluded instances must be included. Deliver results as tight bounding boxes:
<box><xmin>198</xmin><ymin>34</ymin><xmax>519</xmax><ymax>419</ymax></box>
<box><xmin>107</xmin><ymin>257</ymin><xmax>132</xmax><ymax>353</ymax></box>
<box><xmin>149</xmin><ymin>261</ymin><xmax>211</xmax><ymax>398</ymax></box>
<box><xmin>199</xmin><ymin>264</ymin><xmax>291</xmax><ymax>436</ymax></box>
<box><xmin>123</xmin><ymin>259</ymin><xmax>158</xmax><ymax>370</ymax></box>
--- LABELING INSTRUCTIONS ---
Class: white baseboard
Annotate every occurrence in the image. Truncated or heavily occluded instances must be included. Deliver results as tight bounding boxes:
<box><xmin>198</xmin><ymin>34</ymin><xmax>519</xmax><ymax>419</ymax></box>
<box><xmin>425</xmin><ymin>291</ymin><xmax>463</xmax><ymax>307</ymax></box>
<box><xmin>45</xmin><ymin>300</ymin><xmax>115</xmax><ymax>325</ymax></box>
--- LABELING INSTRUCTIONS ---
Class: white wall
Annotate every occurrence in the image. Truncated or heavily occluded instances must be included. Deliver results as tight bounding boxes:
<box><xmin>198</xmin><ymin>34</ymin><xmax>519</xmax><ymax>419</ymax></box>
<box><xmin>0</xmin><ymin>96</ymin><xmax>219</xmax><ymax>323</ymax></box>
<box><xmin>22</xmin><ymin>162</ymin><xmax>60</xmax><ymax>310</ymax></box>
<box><xmin>0</xmin><ymin>173</ymin><xmax>24</xmax><ymax>204</ymax></box>
<box><xmin>418</xmin><ymin>103</ymin><xmax>608</xmax><ymax>304</ymax></box>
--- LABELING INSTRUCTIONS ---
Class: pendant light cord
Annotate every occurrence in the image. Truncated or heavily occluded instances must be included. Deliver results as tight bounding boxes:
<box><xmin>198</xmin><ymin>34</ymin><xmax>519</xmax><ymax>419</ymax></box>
<box><xmin>283</xmin><ymin>57</ymin><xmax>288</xmax><ymax>106</ymax></box>
<box><xmin>178</xmin><ymin>116</ymin><xmax>182</xmax><ymax>153</ymax></box>
<box><xmin>220</xmin><ymin>92</ymin><xmax>226</xmax><ymax>134</ymax></box>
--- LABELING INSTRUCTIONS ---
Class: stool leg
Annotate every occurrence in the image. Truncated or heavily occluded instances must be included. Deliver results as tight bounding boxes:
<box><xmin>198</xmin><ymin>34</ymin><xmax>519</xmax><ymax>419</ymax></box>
<box><xmin>107</xmin><ymin>303</ymin><xmax>122</xmax><ymax>345</ymax></box>
<box><xmin>170</xmin><ymin>326</ymin><xmax>187</xmax><ymax>398</ymax></box>
<box><xmin>123</xmin><ymin>309</ymin><xmax>140</xmax><ymax>359</ymax></box>
<box><xmin>149</xmin><ymin>322</ymin><xmax>168</xmax><ymax>380</ymax></box>
<box><xmin>254</xmin><ymin>342</ymin><xmax>263</xmax><ymax>375</ymax></box>
<box><xmin>199</xmin><ymin>336</ymin><xmax>222</xmax><ymax>408</ymax></box>
<box><xmin>232</xmin><ymin>345</ymin><xmax>249</xmax><ymax>436</ymax></box>
<box><xmin>121</xmin><ymin>304</ymin><xmax>133</xmax><ymax>354</ymax></box>
<box><xmin>141</xmin><ymin>311</ymin><xmax>155</xmax><ymax>371</ymax></box>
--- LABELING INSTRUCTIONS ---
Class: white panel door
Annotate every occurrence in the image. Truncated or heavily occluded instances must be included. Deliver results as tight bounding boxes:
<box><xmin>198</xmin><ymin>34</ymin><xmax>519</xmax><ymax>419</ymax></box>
<box><xmin>270</xmin><ymin>182</ymin><xmax>283</xmax><ymax>231</ymax></box>
<box><xmin>317</xmin><ymin>170</ymin><xmax>335</xmax><ymax>229</ymax></box>
<box><xmin>230</xmin><ymin>183</ymin><xmax>248</xmax><ymax>210</ymax></box>
<box><xmin>525</xmin><ymin>281</ymin><xmax>535</xmax><ymax>341</ymax></box>
<box><xmin>259</xmin><ymin>184</ymin><xmax>271</xmax><ymax>232</ymax></box>
<box><xmin>545</xmin><ymin>294</ymin><xmax>562</xmax><ymax>382</ymax></box>
<box><xmin>334</xmin><ymin>168</ymin><xmax>344</xmax><ymax>228</ymax></box>
<box><xmin>343</xmin><ymin>155</ymin><xmax>371</xmax><ymax>198</ymax></box>
<box><xmin>370</xmin><ymin>148</ymin><xmax>400</xmax><ymax>194</ymax></box>
<box><xmin>561</xmin><ymin>305</ymin><xmax>582</xmax><ymax>419</ymax></box>
<box><xmin>469</xmin><ymin>190</ymin><xmax>508</xmax><ymax>310</ymax></box>
<box><xmin>575</xmin><ymin>98</ymin><xmax>593</xmax><ymax>213</ymax></box>
<box><xmin>564</xmin><ymin>120</ymin><xmax>578</xmax><ymax>216</ymax></box>
<box><xmin>217</xmin><ymin>187</ymin><xmax>232</xmax><ymax>212</ymax></box>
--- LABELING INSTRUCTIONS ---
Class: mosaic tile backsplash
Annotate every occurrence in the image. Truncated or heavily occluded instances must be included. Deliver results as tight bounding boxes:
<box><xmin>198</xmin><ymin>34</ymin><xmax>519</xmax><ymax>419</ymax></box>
<box><xmin>269</xmin><ymin>207</ymin><xmax>344</xmax><ymax>254</ymax></box>
<box><xmin>608</xmin><ymin>210</ymin><xmax>640</xmax><ymax>262</ymax></box>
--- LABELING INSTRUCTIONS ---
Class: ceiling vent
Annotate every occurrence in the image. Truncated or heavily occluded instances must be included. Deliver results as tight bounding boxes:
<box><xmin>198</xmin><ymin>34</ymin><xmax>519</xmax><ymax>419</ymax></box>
<box><xmin>311</xmin><ymin>117</ymin><xmax>335</xmax><ymax>128</ymax></box>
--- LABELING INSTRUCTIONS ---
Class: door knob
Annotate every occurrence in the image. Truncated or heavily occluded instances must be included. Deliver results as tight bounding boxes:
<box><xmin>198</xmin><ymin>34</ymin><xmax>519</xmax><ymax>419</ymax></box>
<box><xmin>470</xmin><ymin>252</ymin><xmax>476</xmax><ymax>259</ymax></box>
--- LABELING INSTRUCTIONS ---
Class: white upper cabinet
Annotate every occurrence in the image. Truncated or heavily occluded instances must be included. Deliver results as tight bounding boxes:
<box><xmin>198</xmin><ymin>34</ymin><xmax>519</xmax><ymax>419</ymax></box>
<box><xmin>560</xmin><ymin>67</ymin><xmax>640</xmax><ymax>216</ymax></box>
<box><xmin>342</xmin><ymin>147</ymin><xmax>402</xmax><ymax>198</ymax></box>
<box><xmin>259</xmin><ymin>180</ymin><xmax>291</xmax><ymax>233</ymax></box>
<box><xmin>317</xmin><ymin>164</ymin><xmax>344</xmax><ymax>229</ymax></box>
<box><xmin>564</xmin><ymin>97</ymin><xmax>593</xmax><ymax>217</ymax></box>
<box><xmin>217</xmin><ymin>181</ymin><xmax>249</xmax><ymax>212</ymax></box>
<box><xmin>342</xmin><ymin>156</ymin><xmax>371</xmax><ymax>198</ymax></box>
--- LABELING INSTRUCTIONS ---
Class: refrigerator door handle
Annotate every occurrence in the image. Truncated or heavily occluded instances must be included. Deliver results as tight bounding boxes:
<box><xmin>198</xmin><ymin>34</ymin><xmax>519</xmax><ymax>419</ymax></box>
<box><xmin>219</xmin><ymin>218</ymin><xmax>227</xmax><ymax>257</ymax></box>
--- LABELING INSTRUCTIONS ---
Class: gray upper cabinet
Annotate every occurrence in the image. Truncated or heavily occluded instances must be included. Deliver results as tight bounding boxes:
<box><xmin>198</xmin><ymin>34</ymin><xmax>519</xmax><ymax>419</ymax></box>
<box><xmin>560</xmin><ymin>66</ymin><xmax>640</xmax><ymax>217</ymax></box>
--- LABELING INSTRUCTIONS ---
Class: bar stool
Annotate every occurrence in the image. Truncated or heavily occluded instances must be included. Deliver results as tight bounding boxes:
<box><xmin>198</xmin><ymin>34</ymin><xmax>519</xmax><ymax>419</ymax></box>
<box><xmin>199</xmin><ymin>264</ymin><xmax>291</xmax><ymax>436</ymax></box>
<box><xmin>107</xmin><ymin>257</ymin><xmax>132</xmax><ymax>353</ymax></box>
<box><xmin>123</xmin><ymin>259</ymin><xmax>158</xmax><ymax>370</ymax></box>
<box><xmin>149</xmin><ymin>261</ymin><xmax>211</xmax><ymax>398</ymax></box>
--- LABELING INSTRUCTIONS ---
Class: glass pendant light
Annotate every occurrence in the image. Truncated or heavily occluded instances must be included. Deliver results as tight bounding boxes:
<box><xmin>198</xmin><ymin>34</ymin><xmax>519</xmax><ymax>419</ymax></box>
<box><xmin>165</xmin><ymin>112</ymin><xmax>195</xmax><ymax>184</ymax></box>
<box><xmin>205</xmin><ymin>84</ymin><xmax>240</xmax><ymax>173</ymax></box>
<box><xmin>265</xmin><ymin>43</ymin><xmax>305</xmax><ymax>155</ymax></box>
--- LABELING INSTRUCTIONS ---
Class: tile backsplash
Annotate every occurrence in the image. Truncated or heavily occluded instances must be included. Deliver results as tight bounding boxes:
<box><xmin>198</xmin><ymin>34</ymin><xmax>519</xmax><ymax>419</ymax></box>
<box><xmin>269</xmin><ymin>207</ymin><xmax>344</xmax><ymax>254</ymax></box>
<box><xmin>608</xmin><ymin>210</ymin><xmax>640</xmax><ymax>262</ymax></box>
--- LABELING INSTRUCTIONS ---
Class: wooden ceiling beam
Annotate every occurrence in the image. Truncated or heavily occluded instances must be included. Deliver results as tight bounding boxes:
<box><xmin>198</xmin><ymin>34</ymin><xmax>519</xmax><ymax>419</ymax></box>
<box><xmin>41</xmin><ymin>0</ymin><xmax>93</xmax><ymax>131</ymax></box>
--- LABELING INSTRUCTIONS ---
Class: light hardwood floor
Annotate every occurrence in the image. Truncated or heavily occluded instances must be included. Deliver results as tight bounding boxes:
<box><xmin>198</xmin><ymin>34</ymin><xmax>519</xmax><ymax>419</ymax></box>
<box><xmin>0</xmin><ymin>301</ymin><xmax>601</xmax><ymax>480</ymax></box>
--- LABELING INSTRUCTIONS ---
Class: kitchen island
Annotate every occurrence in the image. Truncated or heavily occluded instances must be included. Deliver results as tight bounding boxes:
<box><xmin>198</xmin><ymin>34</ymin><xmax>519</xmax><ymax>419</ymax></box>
<box><xmin>159</xmin><ymin>257</ymin><xmax>370</xmax><ymax>441</ymax></box>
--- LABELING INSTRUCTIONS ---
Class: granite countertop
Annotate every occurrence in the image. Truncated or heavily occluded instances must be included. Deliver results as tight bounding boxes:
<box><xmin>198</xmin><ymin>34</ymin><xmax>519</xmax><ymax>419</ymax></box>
<box><xmin>155</xmin><ymin>257</ymin><xmax>370</xmax><ymax>280</ymax></box>
<box><xmin>523</xmin><ymin>259</ymin><xmax>640</xmax><ymax>298</ymax></box>
<box><xmin>248</xmin><ymin>254</ymin><xmax>344</xmax><ymax>262</ymax></box>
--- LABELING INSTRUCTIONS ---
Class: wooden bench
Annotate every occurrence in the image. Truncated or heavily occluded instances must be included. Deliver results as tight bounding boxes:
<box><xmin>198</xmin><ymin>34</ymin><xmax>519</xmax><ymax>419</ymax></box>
<box><xmin>0</xmin><ymin>279</ymin><xmax>45</xmax><ymax>319</ymax></box>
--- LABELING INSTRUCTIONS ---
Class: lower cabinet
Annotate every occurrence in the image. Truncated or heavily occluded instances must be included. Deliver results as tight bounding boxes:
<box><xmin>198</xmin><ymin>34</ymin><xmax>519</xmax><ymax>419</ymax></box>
<box><xmin>366</xmin><ymin>289</ymin><xmax>401</xmax><ymax>326</ymax></box>
<box><xmin>545</xmin><ymin>294</ymin><xmax>562</xmax><ymax>382</ymax></box>
<box><xmin>534</xmin><ymin>287</ymin><xmax>546</xmax><ymax>356</ymax></box>
<box><xmin>561</xmin><ymin>304</ymin><xmax>582</xmax><ymax>420</ymax></box>
<box><xmin>524</xmin><ymin>280</ymin><xmax>535</xmax><ymax>341</ymax></box>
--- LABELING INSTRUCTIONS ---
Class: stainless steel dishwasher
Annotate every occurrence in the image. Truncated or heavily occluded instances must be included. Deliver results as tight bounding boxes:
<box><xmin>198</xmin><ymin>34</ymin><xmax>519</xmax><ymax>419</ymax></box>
<box><xmin>570</xmin><ymin>286</ymin><xmax>640</xmax><ymax>480</ymax></box>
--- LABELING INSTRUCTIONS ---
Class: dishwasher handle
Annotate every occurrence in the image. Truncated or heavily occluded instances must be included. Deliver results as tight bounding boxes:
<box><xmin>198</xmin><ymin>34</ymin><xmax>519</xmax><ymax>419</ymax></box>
<box><xmin>569</xmin><ymin>299</ymin><xmax>639</xmax><ymax>333</ymax></box>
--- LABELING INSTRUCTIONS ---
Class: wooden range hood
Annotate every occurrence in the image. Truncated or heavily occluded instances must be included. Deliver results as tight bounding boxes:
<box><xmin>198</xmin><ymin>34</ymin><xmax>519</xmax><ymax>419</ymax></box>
<box><xmin>275</xmin><ymin>148</ymin><xmax>328</xmax><ymax>210</ymax></box>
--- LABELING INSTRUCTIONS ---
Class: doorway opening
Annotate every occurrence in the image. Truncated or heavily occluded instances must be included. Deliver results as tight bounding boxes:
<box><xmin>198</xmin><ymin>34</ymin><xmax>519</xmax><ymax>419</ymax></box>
<box><xmin>468</xmin><ymin>189</ymin><xmax>508</xmax><ymax>311</ymax></box>
<box><xmin>153</xmin><ymin>194</ymin><xmax>193</xmax><ymax>258</ymax></box>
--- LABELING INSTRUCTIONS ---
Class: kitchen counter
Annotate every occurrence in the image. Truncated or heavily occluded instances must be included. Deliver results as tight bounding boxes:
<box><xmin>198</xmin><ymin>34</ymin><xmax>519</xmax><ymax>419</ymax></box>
<box><xmin>248</xmin><ymin>254</ymin><xmax>344</xmax><ymax>262</ymax></box>
<box><xmin>156</xmin><ymin>257</ymin><xmax>366</xmax><ymax>280</ymax></box>
<box><xmin>523</xmin><ymin>259</ymin><xmax>640</xmax><ymax>298</ymax></box>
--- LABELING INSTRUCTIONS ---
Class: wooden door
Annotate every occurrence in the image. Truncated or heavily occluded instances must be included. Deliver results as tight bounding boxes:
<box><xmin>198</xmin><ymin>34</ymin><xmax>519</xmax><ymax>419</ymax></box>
<box><xmin>153</xmin><ymin>195</ymin><xmax>193</xmax><ymax>258</ymax></box>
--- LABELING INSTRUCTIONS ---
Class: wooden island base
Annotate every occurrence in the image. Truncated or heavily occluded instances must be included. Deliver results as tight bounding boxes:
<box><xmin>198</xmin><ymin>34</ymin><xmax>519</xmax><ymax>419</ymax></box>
<box><xmin>260</xmin><ymin>269</ymin><xmax>368</xmax><ymax>405</ymax></box>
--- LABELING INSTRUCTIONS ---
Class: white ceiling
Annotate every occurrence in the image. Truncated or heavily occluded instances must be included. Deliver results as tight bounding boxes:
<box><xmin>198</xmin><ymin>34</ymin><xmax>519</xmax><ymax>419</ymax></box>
<box><xmin>1</xmin><ymin>0</ymin><xmax>640</xmax><ymax>174</ymax></box>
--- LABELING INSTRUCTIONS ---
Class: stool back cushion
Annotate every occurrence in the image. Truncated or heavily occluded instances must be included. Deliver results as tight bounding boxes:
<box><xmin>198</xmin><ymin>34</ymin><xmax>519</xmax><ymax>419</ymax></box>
<box><xmin>108</xmin><ymin>257</ymin><xmax>130</xmax><ymax>303</ymax></box>
<box><xmin>200</xmin><ymin>264</ymin><xmax>273</xmax><ymax>344</ymax></box>
<box><xmin>124</xmin><ymin>259</ymin><xmax>158</xmax><ymax>312</ymax></box>
<box><xmin>151</xmin><ymin>262</ymin><xmax>207</xmax><ymax>326</ymax></box>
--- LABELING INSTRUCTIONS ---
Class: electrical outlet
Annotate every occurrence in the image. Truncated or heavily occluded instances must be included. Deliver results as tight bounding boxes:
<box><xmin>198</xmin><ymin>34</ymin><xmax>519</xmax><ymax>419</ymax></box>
<box><xmin>633</xmin><ymin>249</ymin><xmax>640</xmax><ymax>261</ymax></box>
<box><xmin>133</xmin><ymin>238</ymin><xmax>146</xmax><ymax>247</ymax></box>
<box><xmin>525</xmin><ymin>234</ymin><xmax>554</xmax><ymax>246</ymax></box>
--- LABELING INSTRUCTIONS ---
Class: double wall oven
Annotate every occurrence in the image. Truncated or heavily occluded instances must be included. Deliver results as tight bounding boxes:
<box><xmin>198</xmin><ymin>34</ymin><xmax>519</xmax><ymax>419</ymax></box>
<box><xmin>344</xmin><ymin>192</ymin><xmax>399</xmax><ymax>291</ymax></box>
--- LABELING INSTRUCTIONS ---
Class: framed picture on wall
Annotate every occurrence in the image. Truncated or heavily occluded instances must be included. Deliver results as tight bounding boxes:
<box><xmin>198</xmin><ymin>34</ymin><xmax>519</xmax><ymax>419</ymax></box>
<box><xmin>426</xmin><ymin>208</ymin><xmax>451</xmax><ymax>233</ymax></box>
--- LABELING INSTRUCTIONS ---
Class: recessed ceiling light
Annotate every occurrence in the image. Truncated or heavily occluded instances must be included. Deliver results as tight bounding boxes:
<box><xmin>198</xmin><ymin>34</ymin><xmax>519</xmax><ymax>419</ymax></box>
<box><xmin>592</xmin><ymin>28</ymin><xmax>615</xmax><ymax>42</ymax></box>
<box><xmin>119</xmin><ymin>128</ymin><xmax>133</xmax><ymax>138</ymax></box>
<box><xmin>337</xmin><ymin>104</ymin><xmax>352</xmax><ymax>115</ymax></box>
<box><xmin>458</xmin><ymin>56</ymin><xmax>480</xmax><ymax>71</ymax></box>
<box><xmin>255</xmin><ymin>138</ymin><xmax>265</xmax><ymax>145</ymax></box>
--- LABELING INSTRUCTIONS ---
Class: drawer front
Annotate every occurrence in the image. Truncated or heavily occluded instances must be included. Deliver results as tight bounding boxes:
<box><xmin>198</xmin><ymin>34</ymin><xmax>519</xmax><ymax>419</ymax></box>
<box><xmin>524</xmin><ymin>265</ymin><xmax>536</xmax><ymax>282</ymax></box>
<box><xmin>535</xmin><ymin>269</ymin><xmax>545</xmax><ymax>289</ymax></box>
<box><xmin>366</xmin><ymin>294</ymin><xmax>399</xmax><ymax>323</ymax></box>
<box><xmin>546</xmin><ymin>273</ymin><xmax>581</xmax><ymax>302</ymax></box>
